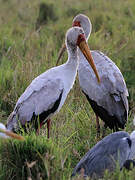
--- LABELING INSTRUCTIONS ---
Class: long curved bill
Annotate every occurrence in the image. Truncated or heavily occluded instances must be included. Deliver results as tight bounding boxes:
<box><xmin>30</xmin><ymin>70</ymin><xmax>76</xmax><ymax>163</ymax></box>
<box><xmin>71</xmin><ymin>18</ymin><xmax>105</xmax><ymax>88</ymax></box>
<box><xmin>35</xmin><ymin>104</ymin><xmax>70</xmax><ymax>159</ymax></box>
<box><xmin>56</xmin><ymin>44</ymin><xmax>66</xmax><ymax>66</ymax></box>
<box><xmin>0</xmin><ymin>128</ymin><xmax>25</xmax><ymax>141</ymax></box>
<box><xmin>56</xmin><ymin>41</ymin><xmax>100</xmax><ymax>83</ymax></box>
<box><xmin>78</xmin><ymin>39</ymin><xmax>100</xmax><ymax>83</ymax></box>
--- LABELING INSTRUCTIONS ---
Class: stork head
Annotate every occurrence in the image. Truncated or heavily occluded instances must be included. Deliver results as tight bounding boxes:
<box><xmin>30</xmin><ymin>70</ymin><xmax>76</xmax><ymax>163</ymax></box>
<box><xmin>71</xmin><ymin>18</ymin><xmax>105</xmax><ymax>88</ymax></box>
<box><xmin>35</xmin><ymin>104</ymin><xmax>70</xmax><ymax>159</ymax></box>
<box><xmin>72</xmin><ymin>14</ymin><xmax>92</xmax><ymax>41</ymax></box>
<box><xmin>66</xmin><ymin>27</ymin><xmax>100</xmax><ymax>83</ymax></box>
<box><xmin>66</xmin><ymin>26</ymin><xmax>85</xmax><ymax>47</ymax></box>
<box><xmin>0</xmin><ymin>123</ymin><xmax>24</xmax><ymax>140</ymax></box>
<box><xmin>0</xmin><ymin>123</ymin><xmax>7</xmax><ymax>138</ymax></box>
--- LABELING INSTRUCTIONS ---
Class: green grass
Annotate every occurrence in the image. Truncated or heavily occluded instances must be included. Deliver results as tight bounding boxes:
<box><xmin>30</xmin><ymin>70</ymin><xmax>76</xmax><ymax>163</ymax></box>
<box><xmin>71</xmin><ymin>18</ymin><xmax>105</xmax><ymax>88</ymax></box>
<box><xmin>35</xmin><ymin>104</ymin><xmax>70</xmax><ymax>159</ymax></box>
<box><xmin>0</xmin><ymin>0</ymin><xmax>135</xmax><ymax>179</ymax></box>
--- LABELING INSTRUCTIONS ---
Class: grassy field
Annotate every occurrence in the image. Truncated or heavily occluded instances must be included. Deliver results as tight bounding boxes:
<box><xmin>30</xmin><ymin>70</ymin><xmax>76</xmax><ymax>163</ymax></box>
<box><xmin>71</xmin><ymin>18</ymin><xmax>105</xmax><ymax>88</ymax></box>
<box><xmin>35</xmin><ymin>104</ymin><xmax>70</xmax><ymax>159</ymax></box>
<box><xmin>0</xmin><ymin>0</ymin><xmax>135</xmax><ymax>179</ymax></box>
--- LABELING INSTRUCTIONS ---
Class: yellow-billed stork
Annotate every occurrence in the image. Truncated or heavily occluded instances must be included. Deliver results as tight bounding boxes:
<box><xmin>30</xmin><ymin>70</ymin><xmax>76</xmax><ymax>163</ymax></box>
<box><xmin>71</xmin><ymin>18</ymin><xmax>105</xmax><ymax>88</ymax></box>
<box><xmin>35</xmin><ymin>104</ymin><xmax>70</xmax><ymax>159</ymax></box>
<box><xmin>0</xmin><ymin>123</ymin><xmax>24</xmax><ymax>140</ymax></box>
<box><xmin>57</xmin><ymin>14</ymin><xmax>128</xmax><ymax>135</ymax></box>
<box><xmin>6</xmin><ymin>26</ymin><xmax>100</xmax><ymax>138</ymax></box>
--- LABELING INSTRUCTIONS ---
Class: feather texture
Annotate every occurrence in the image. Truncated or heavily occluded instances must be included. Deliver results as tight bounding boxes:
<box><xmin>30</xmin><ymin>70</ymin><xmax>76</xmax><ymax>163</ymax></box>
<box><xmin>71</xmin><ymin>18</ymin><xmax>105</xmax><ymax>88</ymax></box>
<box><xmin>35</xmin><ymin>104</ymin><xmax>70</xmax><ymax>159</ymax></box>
<box><xmin>72</xmin><ymin>131</ymin><xmax>132</xmax><ymax>178</ymax></box>
<box><xmin>78</xmin><ymin>50</ymin><xmax>128</xmax><ymax>129</ymax></box>
<box><xmin>6</xmin><ymin>27</ymin><xmax>86</xmax><ymax>132</ymax></box>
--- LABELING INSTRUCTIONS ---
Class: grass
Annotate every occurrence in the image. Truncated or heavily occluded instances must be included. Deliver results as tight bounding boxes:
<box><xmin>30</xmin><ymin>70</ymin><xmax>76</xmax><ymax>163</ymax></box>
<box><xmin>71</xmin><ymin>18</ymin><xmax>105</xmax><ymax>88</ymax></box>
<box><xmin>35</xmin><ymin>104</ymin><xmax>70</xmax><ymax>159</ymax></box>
<box><xmin>0</xmin><ymin>0</ymin><xmax>135</xmax><ymax>179</ymax></box>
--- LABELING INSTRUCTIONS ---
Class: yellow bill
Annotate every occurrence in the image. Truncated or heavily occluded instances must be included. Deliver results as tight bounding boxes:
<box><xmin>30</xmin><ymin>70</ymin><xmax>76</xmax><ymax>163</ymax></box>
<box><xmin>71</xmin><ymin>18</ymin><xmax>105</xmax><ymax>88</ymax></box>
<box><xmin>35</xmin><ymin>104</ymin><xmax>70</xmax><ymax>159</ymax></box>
<box><xmin>0</xmin><ymin>128</ymin><xmax>25</xmax><ymax>141</ymax></box>
<box><xmin>78</xmin><ymin>39</ymin><xmax>100</xmax><ymax>83</ymax></box>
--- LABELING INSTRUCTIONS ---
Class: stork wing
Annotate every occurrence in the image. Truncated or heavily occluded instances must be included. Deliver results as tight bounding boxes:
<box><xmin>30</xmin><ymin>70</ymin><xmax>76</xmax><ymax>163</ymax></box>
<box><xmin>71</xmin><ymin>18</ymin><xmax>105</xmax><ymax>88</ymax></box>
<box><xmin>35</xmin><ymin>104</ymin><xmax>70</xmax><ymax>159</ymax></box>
<box><xmin>72</xmin><ymin>132</ymin><xmax>130</xmax><ymax>177</ymax></box>
<box><xmin>79</xmin><ymin>50</ymin><xmax>128</xmax><ymax>117</ymax></box>
<box><xmin>11</xmin><ymin>75</ymin><xmax>64</xmax><ymax>126</ymax></box>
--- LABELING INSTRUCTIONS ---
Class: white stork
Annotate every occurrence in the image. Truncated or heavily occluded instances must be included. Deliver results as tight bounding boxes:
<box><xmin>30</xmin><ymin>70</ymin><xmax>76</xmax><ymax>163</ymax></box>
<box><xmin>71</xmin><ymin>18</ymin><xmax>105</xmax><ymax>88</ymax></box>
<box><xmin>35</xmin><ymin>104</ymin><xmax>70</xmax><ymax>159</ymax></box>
<box><xmin>0</xmin><ymin>123</ymin><xmax>24</xmax><ymax>140</ymax></box>
<box><xmin>57</xmin><ymin>14</ymin><xmax>129</xmax><ymax>134</ymax></box>
<box><xmin>6</xmin><ymin>26</ymin><xmax>100</xmax><ymax>138</ymax></box>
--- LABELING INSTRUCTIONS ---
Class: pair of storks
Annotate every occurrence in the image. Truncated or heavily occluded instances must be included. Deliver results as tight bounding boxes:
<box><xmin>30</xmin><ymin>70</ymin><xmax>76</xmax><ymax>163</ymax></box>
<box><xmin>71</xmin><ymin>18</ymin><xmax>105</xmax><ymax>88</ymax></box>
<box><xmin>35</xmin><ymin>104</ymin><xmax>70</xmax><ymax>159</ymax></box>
<box><xmin>6</xmin><ymin>14</ymin><xmax>128</xmax><ymax>136</ymax></box>
<box><xmin>4</xmin><ymin>14</ymin><xmax>133</xmax><ymax>178</ymax></box>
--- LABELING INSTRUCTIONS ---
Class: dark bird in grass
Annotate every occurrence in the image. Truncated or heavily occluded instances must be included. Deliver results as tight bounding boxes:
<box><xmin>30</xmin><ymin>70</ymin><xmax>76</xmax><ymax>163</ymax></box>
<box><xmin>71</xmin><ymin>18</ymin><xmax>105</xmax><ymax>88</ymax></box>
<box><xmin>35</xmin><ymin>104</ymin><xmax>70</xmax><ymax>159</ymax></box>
<box><xmin>6</xmin><ymin>26</ymin><xmax>100</xmax><ymax>138</ymax></box>
<box><xmin>72</xmin><ymin>131</ymin><xmax>135</xmax><ymax>178</ymax></box>
<box><xmin>57</xmin><ymin>14</ymin><xmax>129</xmax><ymax>135</ymax></box>
<box><xmin>121</xmin><ymin>159</ymin><xmax>135</xmax><ymax>170</ymax></box>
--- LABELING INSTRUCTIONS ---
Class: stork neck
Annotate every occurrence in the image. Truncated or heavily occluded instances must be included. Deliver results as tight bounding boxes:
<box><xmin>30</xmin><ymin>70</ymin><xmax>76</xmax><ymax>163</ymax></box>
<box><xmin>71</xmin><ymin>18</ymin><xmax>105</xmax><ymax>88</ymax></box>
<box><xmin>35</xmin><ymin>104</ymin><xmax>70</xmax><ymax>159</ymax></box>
<box><xmin>66</xmin><ymin>45</ymin><xmax>79</xmax><ymax>67</ymax></box>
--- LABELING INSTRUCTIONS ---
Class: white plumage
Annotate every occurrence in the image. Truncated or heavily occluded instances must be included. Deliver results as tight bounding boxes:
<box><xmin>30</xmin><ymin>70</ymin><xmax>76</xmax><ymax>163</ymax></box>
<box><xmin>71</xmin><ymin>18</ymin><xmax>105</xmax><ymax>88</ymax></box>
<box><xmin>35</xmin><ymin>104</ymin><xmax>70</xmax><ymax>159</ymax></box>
<box><xmin>79</xmin><ymin>50</ymin><xmax>128</xmax><ymax>117</ymax></box>
<box><xmin>72</xmin><ymin>14</ymin><xmax>129</xmax><ymax>132</ymax></box>
<box><xmin>0</xmin><ymin>123</ymin><xmax>8</xmax><ymax>138</ymax></box>
<box><xmin>0</xmin><ymin>123</ymin><xmax>24</xmax><ymax>140</ymax></box>
<box><xmin>6</xmin><ymin>26</ymin><xmax>99</xmax><ymax>138</ymax></box>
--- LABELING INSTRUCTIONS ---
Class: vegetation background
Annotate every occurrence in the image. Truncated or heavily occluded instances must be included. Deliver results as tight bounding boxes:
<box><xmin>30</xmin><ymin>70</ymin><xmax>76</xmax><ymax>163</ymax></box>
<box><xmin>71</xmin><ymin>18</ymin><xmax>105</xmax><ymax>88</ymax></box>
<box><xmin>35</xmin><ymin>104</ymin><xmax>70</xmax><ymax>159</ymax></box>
<box><xmin>0</xmin><ymin>0</ymin><xmax>135</xmax><ymax>179</ymax></box>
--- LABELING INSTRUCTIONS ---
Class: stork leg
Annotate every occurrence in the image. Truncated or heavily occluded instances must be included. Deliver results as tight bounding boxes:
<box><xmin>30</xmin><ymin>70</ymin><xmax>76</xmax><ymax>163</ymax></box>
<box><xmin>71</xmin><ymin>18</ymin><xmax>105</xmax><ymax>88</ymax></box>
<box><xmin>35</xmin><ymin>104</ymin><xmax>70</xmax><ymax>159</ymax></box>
<box><xmin>36</xmin><ymin>121</ymin><xmax>44</xmax><ymax>135</ymax></box>
<box><xmin>36</xmin><ymin>119</ymin><xmax>51</xmax><ymax>138</ymax></box>
<box><xmin>96</xmin><ymin>114</ymin><xmax>100</xmax><ymax>137</ymax></box>
<box><xmin>47</xmin><ymin>119</ymin><xmax>51</xmax><ymax>139</ymax></box>
<box><xmin>102</xmin><ymin>123</ymin><xmax>107</xmax><ymax>138</ymax></box>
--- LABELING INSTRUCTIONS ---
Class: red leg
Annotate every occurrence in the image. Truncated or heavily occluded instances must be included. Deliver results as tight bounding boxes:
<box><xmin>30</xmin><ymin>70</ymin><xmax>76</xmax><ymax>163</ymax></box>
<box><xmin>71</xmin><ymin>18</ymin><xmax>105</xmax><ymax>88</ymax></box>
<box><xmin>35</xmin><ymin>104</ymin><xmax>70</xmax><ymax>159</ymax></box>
<box><xmin>36</xmin><ymin>121</ymin><xmax>44</xmax><ymax>135</ymax></box>
<box><xmin>47</xmin><ymin>119</ymin><xmax>51</xmax><ymax>139</ymax></box>
<box><xmin>96</xmin><ymin>114</ymin><xmax>100</xmax><ymax>137</ymax></box>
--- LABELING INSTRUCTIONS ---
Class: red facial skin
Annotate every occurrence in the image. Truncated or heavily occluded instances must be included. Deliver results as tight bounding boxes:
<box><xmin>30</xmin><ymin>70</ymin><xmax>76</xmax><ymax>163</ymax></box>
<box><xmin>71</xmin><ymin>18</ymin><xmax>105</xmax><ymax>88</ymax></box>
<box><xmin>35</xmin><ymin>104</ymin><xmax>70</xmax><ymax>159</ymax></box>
<box><xmin>72</xmin><ymin>21</ymin><xmax>81</xmax><ymax>27</ymax></box>
<box><xmin>73</xmin><ymin>21</ymin><xmax>85</xmax><ymax>45</ymax></box>
<box><xmin>76</xmin><ymin>34</ymin><xmax>86</xmax><ymax>46</ymax></box>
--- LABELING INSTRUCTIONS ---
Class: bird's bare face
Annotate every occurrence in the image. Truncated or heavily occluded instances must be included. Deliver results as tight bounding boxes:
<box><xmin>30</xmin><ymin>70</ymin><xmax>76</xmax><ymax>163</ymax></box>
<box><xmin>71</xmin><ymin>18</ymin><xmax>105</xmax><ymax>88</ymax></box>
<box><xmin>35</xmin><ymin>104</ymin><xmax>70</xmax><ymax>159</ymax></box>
<box><xmin>66</xmin><ymin>27</ymin><xmax>100</xmax><ymax>83</ymax></box>
<box><xmin>56</xmin><ymin>15</ymin><xmax>91</xmax><ymax>65</ymax></box>
<box><xmin>72</xmin><ymin>14</ymin><xmax>91</xmax><ymax>40</ymax></box>
<box><xmin>66</xmin><ymin>27</ymin><xmax>85</xmax><ymax>47</ymax></box>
